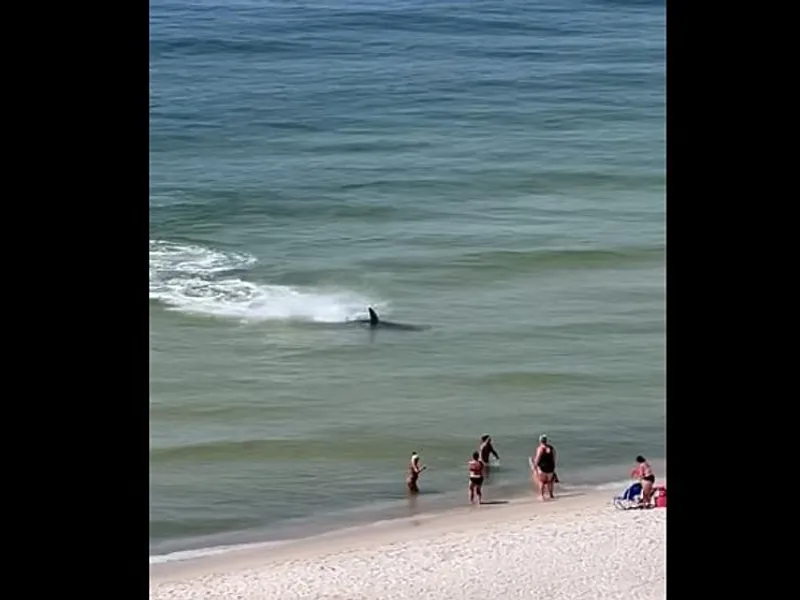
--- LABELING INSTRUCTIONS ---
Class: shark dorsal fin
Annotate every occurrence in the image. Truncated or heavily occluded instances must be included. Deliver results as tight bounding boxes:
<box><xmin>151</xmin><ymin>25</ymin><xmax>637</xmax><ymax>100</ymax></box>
<box><xmin>367</xmin><ymin>306</ymin><xmax>379</xmax><ymax>326</ymax></box>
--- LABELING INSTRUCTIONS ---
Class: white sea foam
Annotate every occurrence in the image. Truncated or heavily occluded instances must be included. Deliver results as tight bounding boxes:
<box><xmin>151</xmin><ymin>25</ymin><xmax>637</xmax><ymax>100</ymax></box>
<box><xmin>149</xmin><ymin>240</ymin><xmax>376</xmax><ymax>322</ymax></box>
<box><xmin>150</xmin><ymin>541</ymin><xmax>284</xmax><ymax>565</ymax></box>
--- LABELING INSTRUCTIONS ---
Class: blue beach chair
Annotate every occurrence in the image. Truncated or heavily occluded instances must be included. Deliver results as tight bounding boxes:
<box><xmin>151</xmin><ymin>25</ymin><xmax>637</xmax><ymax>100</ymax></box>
<box><xmin>613</xmin><ymin>481</ymin><xmax>643</xmax><ymax>510</ymax></box>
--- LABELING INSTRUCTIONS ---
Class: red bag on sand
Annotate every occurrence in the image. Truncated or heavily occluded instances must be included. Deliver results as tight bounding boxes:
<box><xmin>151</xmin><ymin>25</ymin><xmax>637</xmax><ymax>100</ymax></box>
<box><xmin>654</xmin><ymin>486</ymin><xmax>667</xmax><ymax>508</ymax></box>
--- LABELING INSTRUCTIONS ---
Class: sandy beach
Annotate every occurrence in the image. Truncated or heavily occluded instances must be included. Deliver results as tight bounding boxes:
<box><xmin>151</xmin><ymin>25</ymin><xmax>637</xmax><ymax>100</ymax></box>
<box><xmin>150</xmin><ymin>488</ymin><xmax>666</xmax><ymax>600</ymax></box>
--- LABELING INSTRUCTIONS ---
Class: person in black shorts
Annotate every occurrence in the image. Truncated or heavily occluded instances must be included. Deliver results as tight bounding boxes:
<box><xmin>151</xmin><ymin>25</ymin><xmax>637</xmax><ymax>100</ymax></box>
<box><xmin>631</xmin><ymin>455</ymin><xmax>656</xmax><ymax>506</ymax></box>
<box><xmin>467</xmin><ymin>451</ymin><xmax>485</xmax><ymax>504</ymax></box>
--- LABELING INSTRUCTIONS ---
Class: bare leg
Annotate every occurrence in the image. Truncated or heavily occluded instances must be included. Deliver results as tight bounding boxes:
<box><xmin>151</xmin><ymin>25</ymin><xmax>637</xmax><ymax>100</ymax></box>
<box><xmin>642</xmin><ymin>481</ymin><xmax>653</xmax><ymax>506</ymax></box>
<box><xmin>469</xmin><ymin>483</ymin><xmax>475</xmax><ymax>504</ymax></box>
<box><xmin>538</xmin><ymin>475</ymin><xmax>546</xmax><ymax>500</ymax></box>
<box><xmin>476</xmin><ymin>484</ymin><xmax>483</xmax><ymax>504</ymax></box>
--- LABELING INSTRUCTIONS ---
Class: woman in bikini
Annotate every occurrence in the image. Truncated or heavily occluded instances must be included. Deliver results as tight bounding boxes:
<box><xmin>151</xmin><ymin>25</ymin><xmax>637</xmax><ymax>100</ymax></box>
<box><xmin>631</xmin><ymin>455</ymin><xmax>656</xmax><ymax>506</ymax></box>
<box><xmin>467</xmin><ymin>451</ymin><xmax>485</xmax><ymax>504</ymax></box>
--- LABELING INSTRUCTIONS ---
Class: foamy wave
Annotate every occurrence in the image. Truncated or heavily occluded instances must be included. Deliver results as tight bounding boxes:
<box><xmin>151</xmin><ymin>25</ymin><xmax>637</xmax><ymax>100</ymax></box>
<box><xmin>150</xmin><ymin>540</ymin><xmax>284</xmax><ymax>565</ymax></box>
<box><xmin>149</xmin><ymin>240</ymin><xmax>375</xmax><ymax>322</ymax></box>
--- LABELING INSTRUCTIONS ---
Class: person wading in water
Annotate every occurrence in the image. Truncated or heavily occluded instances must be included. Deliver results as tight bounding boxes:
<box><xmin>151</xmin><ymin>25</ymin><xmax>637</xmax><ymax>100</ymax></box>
<box><xmin>478</xmin><ymin>435</ymin><xmax>500</xmax><ymax>465</ymax></box>
<box><xmin>531</xmin><ymin>434</ymin><xmax>557</xmax><ymax>500</ymax></box>
<box><xmin>478</xmin><ymin>434</ymin><xmax>500</xmax><ymax>481</ymax></box>
<box><xmin>406</xmin><ymin>451</ymin><xmax>426</xmax><ymax>494</ymax></box>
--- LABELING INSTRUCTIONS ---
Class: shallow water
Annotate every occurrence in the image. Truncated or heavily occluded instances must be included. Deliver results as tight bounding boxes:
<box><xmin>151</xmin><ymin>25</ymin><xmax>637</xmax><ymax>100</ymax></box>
<box><xmin>150</xmin><ymin>0</ymin><xmax>665</xmax><ymax>555</ymax></box>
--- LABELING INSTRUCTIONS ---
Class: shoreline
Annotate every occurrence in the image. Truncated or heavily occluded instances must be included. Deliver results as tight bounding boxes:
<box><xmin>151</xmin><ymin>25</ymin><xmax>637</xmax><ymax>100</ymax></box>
<box><xmin>150</xmin><ymin>481</ymin><xmax>666</xmax><ymax>599</ymax></box>
<box><xmin>149</xmin><ymin>484</ymin><xmax>606</xmax><ymax>564</ymax></box>
<box><xmin>151</xmin><ymin>458</ymin><xmax>667</xmax><ymax>562</ymax></box>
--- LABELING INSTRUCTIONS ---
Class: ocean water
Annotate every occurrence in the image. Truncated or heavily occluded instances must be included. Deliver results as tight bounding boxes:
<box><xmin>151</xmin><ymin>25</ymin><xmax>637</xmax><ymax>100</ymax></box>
<box><xmin>149</xmin><ymin>0</ymin><xmax>665</xmax><ymax>558</ymax></box>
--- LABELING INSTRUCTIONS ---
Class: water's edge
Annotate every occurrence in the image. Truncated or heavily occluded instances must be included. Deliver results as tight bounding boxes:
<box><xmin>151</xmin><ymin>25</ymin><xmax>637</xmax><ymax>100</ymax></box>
<box><xmin>150</xmin><ymin>457</ymin><xmax>666</xmax><ymax>562</ymax></box>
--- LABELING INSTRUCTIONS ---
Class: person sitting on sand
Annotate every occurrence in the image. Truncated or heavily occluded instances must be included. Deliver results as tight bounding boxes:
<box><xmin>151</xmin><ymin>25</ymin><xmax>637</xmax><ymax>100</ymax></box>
<box><xmin>407</xmin><ymin>451</ymin><xmax>426</xmax><ymax>494</ymax></box>
<box><xmin>467</xmin><ymin>451</ymin><xmax>485</xmax><ymax>504</ymax></box>
<box><xmin>631</xmin><ymin>455</ymin><xmax>655</xmax><ymax>506</ymax></box>
<box><xmin>479</xmin><ymin>435</ymin><xmax>500</xmax><ymax>465</ymax></box>
<box><xmin>531</xmin><ymin>434</ymin><xmax>557</xmax><ymax>500</ymax></box>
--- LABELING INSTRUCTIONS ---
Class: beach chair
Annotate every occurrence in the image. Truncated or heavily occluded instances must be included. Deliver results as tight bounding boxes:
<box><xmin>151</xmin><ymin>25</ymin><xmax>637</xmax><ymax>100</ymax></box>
<box><xmin>613</xmin><ymin>481</ymin><xmax>644</xmax><ymax>510</ymax></box>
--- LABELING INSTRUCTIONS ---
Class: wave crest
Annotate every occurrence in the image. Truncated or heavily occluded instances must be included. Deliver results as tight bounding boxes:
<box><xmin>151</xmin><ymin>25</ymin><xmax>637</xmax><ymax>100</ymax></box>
<box><xmin>149</xmin><ymin>240</ymin><xmax>374</xmax><ymax>323</ymax></box>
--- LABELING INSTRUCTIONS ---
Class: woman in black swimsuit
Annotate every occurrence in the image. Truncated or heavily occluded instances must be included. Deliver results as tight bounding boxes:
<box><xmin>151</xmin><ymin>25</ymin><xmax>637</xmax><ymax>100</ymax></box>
<box><xmin>479</xmin><ymin>435</ymin><xmax>499</xmax><ymax>464</ymax></box>
<box><xmin>532</xmin><ymin>435</ymin><xmax>557</xmax><ymax>500</ymax></box>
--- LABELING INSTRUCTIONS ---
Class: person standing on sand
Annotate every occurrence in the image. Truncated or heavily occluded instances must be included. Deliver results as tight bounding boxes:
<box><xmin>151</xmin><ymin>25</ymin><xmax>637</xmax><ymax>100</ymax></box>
<box><xmin>531</xmin><ymin>434</ymin><xmax>557</xmax><ymax>500</ymax></box>
<box><xmin>467</xmin><ymin>451</ymin><xmax>485</xmax><ymax>504</ymax></box>
<box><xmin>631</xmin><ymin>455</ymin><xmax>655</xmax><ymax>506</ymax></box>
<box><xmin>406</xmin><ymin>451</ymin><xmax>426</xmax><ymax>494</ymax></box>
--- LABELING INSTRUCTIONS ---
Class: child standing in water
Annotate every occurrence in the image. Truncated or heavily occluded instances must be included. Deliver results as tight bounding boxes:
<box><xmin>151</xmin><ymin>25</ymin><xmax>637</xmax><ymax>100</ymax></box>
<box><xmin>406</xmin><ymin>451</ymin><xmax>426</xmax><ymax>494</ymax></box>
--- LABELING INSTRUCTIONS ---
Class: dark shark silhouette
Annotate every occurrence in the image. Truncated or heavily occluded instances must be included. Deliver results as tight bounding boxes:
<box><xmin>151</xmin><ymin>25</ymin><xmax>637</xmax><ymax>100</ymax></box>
<box><xmin>350</xmin><ymin>307</ymin><xmax>430</xmax><ymax>331</ymax></box>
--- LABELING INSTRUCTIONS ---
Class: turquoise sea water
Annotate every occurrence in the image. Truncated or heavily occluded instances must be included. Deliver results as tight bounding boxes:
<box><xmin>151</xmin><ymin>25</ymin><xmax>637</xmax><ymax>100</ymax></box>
<box><xmin>150</xmin><ymin>0</ymin><xmax>665</xmax><ymax>557</ymax></box>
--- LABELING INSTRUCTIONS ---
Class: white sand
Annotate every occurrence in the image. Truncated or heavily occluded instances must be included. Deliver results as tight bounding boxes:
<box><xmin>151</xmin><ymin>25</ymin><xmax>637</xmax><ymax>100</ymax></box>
<box><xmin>150</xmin><ymin>491</ymin><xmax>666</xmax><ymax>600</ymax></box>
